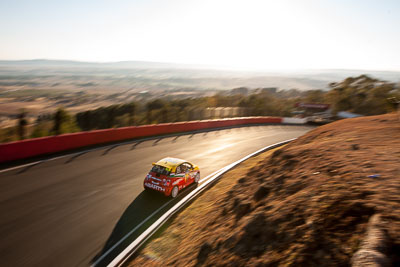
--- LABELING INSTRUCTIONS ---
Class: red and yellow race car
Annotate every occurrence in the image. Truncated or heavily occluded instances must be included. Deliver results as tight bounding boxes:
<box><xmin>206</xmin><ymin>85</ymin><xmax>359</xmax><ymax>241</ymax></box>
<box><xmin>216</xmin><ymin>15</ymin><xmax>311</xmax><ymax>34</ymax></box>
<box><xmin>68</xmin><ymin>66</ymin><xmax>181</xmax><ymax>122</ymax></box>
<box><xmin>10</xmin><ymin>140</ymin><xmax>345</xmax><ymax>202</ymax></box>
<box><xmin>144</xmin><ymin>157</ymin><xmax>200</xmax><ymax>198</ymax></box>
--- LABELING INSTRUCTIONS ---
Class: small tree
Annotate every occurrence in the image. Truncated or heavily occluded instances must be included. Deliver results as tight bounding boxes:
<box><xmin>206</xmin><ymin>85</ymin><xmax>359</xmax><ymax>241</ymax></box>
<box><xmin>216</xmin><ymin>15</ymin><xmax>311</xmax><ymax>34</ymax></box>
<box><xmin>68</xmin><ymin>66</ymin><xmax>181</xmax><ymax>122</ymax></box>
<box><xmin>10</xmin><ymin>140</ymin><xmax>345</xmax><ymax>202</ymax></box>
<box><xmin>160</xmin><ymin>104</ymin><xmax>171</xmax><ymax>123</ymax></box>
<box><xmin>17</xmin><ymin>110</ymin><xmax>28</xmax><ymax>140</ymax></box>
<box><xmin>127</xmin><ymin>102</ymin><xmax>136</xmax><ymax>126</ymax></box>
<box><xmin>53</xmin><ymin>107</ymin><xmax>80</xmax><ymax>135</ymax></box>
<box><xmin>31</xmin><ymin>122</ymin><xmax>51</xmax><ymax>138</ymax></box>
<box><xmin>146</xmin><ymin>99</ymin><xmax>164</xmax><ymax>124</ymax></box>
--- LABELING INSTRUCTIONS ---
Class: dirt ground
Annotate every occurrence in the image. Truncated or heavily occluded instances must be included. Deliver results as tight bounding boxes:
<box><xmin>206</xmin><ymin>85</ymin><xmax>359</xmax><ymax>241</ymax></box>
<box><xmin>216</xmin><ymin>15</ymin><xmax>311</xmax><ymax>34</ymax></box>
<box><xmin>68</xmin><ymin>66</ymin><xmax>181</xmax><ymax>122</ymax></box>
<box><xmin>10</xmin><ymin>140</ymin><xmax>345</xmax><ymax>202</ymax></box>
<box><xmin>127</xmin><ymin>113</ymin><xmax>400</xmax><ymax>267</ymax></box>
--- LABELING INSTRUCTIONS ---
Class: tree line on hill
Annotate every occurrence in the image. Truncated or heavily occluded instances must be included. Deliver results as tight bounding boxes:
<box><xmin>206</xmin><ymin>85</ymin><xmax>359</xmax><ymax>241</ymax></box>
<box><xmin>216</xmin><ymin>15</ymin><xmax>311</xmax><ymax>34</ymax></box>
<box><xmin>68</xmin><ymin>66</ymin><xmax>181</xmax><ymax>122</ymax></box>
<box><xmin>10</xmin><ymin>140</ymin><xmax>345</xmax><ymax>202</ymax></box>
<box><xmin>1</xmin><ymin>75</ymin><xmax>398</xmax><ymax>143</ymax></box>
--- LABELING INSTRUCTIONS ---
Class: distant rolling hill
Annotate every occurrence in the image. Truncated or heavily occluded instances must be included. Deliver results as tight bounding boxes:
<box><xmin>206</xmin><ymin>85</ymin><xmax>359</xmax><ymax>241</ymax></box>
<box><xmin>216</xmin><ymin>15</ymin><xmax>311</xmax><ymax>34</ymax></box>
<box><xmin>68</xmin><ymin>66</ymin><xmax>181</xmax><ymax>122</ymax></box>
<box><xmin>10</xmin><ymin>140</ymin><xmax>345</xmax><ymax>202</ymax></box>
<box><xmin>0</xmin><ymin>59</ymin><xmax>398</xmax><ymax>91</ymax></box>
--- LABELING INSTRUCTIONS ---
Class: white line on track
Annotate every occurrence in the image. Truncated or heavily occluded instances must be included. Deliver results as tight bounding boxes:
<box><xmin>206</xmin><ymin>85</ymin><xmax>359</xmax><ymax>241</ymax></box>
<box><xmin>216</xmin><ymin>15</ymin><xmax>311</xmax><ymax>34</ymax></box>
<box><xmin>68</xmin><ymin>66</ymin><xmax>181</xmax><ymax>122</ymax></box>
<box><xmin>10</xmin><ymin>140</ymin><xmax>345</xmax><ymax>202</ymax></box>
<box><xmin>91</xmin><ymin>200</ymin><xmax>171</xmax><ymax>266</ymax></box>
<box><xmin>0</xmin><ymin>155</ymin><xmax>68</xmax><ymax>174</ymax></box>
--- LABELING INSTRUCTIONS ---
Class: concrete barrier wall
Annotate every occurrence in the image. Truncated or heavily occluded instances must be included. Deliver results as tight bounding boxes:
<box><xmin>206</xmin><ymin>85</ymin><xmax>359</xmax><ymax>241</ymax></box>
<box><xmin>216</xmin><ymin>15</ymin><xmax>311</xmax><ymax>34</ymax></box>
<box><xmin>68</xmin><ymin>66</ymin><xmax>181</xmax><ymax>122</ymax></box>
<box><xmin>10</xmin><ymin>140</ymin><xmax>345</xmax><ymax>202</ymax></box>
<box><xmin>0</xmin><ymin>117</ymin><xmax>287</xmax><ymax>163</ymax></box>
<box><xmin>282</xmin><ymin>117</ymin><xmax>308</xmax><ymax>124</ymax></box>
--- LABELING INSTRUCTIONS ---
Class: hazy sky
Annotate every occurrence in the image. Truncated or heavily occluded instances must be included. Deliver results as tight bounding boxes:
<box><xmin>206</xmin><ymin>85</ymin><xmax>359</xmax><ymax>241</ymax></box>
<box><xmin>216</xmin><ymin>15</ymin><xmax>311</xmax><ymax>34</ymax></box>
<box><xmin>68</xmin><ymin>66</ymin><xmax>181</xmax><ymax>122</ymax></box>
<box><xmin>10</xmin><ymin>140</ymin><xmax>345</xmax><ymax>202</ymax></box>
<box><xmin>1</xmin><ymin>0</ymin><xmax>399</xmax><ymax>71</ymax></box>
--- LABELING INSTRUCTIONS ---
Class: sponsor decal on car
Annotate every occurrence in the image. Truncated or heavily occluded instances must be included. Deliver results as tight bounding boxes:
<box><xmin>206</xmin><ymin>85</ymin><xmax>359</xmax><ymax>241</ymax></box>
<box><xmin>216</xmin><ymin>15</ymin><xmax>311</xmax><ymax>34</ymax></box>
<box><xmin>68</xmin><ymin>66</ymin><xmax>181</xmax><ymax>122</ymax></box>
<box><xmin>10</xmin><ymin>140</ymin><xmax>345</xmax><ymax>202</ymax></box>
<box><xmin>170</xmin><ymin>173</ymin><xmax>185</xmax><ymax>178</ymax></box>
<box><xmin>163</xmin><ymin>178</ymin><xmax>170</xmax><ymax>186</ymax></box>
<box><xmin>172</xmin><ymin>178</ymin><xmax>183</xmax><ymax>185</ymax></box>
<box><xmin>145</xmin><ymin>182</ymin><xmax>165</xmax><ymax>192</ymax></box>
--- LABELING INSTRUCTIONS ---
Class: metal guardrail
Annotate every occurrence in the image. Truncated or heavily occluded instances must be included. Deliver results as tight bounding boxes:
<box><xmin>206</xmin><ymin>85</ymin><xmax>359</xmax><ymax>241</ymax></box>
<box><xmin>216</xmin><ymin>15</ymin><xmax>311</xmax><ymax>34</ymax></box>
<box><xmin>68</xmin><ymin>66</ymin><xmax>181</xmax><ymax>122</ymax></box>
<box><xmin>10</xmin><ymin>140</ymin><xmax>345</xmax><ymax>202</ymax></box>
<box><xmin>106</xmin><ymin>138</ymin><xmax>296</xmax><ymax>267</ymax></box>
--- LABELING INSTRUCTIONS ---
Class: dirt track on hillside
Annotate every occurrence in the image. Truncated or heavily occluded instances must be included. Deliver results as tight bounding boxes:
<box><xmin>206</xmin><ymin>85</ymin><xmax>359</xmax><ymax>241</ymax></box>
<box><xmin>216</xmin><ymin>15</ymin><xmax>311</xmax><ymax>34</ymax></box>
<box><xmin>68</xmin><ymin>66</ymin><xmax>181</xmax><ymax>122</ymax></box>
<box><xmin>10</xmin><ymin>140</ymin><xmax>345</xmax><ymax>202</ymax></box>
<box><xmin>128</xmin><ymin>113</ymin><xmax>400</xmax><ymax>266</ymax></box>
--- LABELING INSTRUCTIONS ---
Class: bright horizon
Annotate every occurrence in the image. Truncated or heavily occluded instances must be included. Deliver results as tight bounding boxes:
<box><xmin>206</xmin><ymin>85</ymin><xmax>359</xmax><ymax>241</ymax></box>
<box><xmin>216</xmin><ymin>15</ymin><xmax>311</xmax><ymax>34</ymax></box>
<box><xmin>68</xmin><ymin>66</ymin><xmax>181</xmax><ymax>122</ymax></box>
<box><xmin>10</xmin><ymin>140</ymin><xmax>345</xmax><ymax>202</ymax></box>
<box><xmin>1</xmin><ymin>0</ymin><xmax>400</xmax><ymax>71</ymax></box>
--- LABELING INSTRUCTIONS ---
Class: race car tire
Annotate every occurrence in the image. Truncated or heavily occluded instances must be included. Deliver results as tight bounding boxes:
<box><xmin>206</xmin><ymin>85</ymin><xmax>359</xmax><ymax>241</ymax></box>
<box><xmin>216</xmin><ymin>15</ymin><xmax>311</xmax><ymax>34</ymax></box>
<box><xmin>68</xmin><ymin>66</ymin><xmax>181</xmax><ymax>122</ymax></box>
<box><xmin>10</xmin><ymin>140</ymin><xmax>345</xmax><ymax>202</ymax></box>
<box><xmin>171</xmin><ymin>186</ymin><xmax>179</xmax><ymax>198</ymax></box>
<box><xmin>195</xmin><ymin>173</ymin><xmax>200</xmax><ymax>183</ymax></box>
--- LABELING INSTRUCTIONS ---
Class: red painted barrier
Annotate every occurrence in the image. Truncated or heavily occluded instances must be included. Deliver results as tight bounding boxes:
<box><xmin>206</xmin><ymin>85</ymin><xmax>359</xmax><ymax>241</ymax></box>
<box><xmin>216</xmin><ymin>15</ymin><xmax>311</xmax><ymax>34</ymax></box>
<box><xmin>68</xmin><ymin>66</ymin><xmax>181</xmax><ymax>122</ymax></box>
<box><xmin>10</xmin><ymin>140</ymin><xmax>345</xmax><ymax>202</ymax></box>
<box><xmin>0</xmin><ymin>117</ymin><xmax>282</xmax><ymax>163</ymax></box>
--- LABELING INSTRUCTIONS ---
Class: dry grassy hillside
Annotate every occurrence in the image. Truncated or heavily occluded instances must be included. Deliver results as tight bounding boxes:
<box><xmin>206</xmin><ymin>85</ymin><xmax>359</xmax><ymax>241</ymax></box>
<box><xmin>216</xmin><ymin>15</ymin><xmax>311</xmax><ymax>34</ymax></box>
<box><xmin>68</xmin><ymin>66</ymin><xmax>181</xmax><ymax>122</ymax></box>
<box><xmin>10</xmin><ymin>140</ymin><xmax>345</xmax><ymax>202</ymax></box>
<box><xmin>128</xmin><ymin>113</ymin><xmax>400</xmax><ymax>266</ymax></box>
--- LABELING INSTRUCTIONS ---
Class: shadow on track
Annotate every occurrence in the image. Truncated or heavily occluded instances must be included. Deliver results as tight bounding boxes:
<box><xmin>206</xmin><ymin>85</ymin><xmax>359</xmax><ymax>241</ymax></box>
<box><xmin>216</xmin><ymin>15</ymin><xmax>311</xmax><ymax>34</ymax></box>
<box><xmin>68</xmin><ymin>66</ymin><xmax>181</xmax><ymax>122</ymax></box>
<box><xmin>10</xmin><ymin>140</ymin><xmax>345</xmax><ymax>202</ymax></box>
<box><xmin>130</xmin><ymin>141</ymin><xmax>142</xmax><ymax>150</ymax></box>
<box><xmin>91</xmin><ymin>183</ymin><xmax>197</xmax><ymax>266</ymax></box>
<box><xmin>65</xmin><ymin>151</ymin><xmax>89</xmax><ymax>164</ymax></box>
<box><xmin>17</xmin><ymin>161</ymin><xmax>42</xmax><ymax>174</ymax></box>
<box><xmin>102</xmin><ymin>144</ymin><xmax>120</xmax><ymax>155</ymax></box>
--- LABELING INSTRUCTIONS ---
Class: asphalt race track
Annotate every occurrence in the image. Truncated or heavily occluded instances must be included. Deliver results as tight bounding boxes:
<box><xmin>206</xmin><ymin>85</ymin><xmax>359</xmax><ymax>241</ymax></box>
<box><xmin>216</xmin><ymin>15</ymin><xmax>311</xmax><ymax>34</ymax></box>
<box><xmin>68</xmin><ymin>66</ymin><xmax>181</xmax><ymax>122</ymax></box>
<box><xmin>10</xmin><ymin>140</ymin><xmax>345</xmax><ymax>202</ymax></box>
<box><xmin>0</xmin><ymin>125</ymin><xmax>313</xmax><ymax>266</ymax></box>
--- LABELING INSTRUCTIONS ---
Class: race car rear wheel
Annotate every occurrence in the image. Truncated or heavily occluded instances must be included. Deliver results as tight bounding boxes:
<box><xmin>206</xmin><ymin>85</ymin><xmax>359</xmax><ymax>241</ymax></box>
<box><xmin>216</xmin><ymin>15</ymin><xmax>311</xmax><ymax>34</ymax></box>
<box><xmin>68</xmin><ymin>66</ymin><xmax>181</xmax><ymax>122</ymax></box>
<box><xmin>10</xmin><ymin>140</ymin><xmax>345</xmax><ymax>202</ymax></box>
<box><xmin>195</xmin><ymin>173</ymin><xmax>200</xmax><ymax>183</ymax></box>
<box><xmin>171</xmin><ymin>186</ymin><xmax>179</xmax><ymax>198</ymax></box>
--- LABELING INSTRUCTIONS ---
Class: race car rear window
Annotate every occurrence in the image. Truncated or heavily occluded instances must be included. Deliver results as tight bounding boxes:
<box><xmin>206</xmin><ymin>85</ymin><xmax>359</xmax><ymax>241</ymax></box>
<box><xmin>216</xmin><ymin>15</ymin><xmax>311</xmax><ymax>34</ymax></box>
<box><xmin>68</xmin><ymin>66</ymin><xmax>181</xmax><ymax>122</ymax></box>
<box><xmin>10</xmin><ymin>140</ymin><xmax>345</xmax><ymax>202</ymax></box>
<box><xmin>151</xmin><ymin>165</ymin><xmax>170</xmax><ymax>176</ymax></box>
